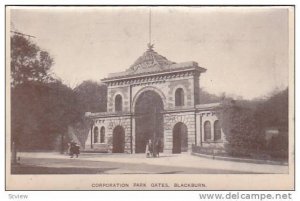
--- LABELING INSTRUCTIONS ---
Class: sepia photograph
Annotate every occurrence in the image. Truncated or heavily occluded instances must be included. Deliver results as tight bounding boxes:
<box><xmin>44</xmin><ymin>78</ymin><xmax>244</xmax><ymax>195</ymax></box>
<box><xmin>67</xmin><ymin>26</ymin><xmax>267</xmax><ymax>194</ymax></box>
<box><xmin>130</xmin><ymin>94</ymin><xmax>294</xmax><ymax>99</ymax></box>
<box><xmin>5</xmin><ymin>5</ymin><xmax>294</xmax><ymax>190</ymax></box>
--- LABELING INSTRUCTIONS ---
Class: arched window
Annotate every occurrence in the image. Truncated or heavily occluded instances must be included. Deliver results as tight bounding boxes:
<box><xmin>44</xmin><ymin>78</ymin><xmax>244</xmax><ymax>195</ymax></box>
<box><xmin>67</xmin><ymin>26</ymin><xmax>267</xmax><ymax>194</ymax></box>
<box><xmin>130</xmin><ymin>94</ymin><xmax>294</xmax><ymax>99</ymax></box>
<box><xmin>100</xmin><ymin>126</ymin><xmax>105</xmax><ymax>143</ymax></box>
<box><xmin>115</xmin><ymin>94</ymin><xmax>122</xmax><ymax>112</ymax></box>
<box><xmin>204</xmin><ymin>121</ymin><xmax>211</xmax><ymax>141</ymax></box>
<box><xmin>214</xmin><ymin>120</ymin><xmax>221</xmax><ymax>141</ymax></box>
<box><xmin>93</xmin><ymin>127</ymin><xmax>99</xmax><ymax>143</ymax></box>
<box><xmin>175</xmin><ymin>88</ymin><xmax>184</xmax><ymax>106</ymax></box>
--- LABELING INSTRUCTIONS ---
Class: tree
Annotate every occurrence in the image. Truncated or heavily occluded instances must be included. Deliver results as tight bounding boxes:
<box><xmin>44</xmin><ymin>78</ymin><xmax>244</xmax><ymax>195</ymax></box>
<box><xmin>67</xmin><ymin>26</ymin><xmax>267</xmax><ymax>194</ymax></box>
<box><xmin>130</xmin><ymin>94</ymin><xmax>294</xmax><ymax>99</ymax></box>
<box><xmin>10</xmin><ymin>34</ymin><xmax>79</xmax><ymax>152</ymax></box>
<box><xmin>254</xmin><ymin>88</ymin><xmax>288</xmax><ymax>158</ymax></box>
<box><xmin>254</xmin><ymin>88</ymin><xmax>288</xmax><ymax>132</ymax></box>
<box><xmin>218</xmin><ymin>101</ymin><xmax>265</xmax><ymax>157</ymax></box>
<box><xmin>11</xmin><ymin>34</ymin><xmax>55</xmax><ymax>157</ymax></box>
<box><xmin>11</xmin><ymin>80</ymin><xmax>79</xmax><ymax>151</ymax></box>
<box><xmin>73</xmin><ymin>80</ymin><xmax>107</xmax><ymax>114</ymax></box>
<box><xmin>218</xmin><ymin>88</ymin><xmax>289</xmax><ymax>159</ymax></box>
<box><xmin>71</xmin><ymin>81</ymin><xmax>107</xmax><ymax>147</ymax></box>
<box><xmin>11</xmin><ymin>34</ymin><xmax>53</xmax><ymax>87</ymax></box>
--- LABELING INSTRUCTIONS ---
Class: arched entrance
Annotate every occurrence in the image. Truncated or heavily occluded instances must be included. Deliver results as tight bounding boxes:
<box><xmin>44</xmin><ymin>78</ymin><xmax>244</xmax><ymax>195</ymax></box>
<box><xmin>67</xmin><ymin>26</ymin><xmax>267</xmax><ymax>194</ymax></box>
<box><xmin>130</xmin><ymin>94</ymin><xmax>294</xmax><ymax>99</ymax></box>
<box><xmin>134</xmin><ymin>90</ymin><xmax>164</xmax><ymax>153</ymax></box>
<box><xmin>172</xmin><ymin>122</ymin><xmax>188</xmax><ymax>153</ymax></box>
<box><xmin>112</xmin><ymin>126</ymin><xmax>125</xmax><ymax>153</ymax></box>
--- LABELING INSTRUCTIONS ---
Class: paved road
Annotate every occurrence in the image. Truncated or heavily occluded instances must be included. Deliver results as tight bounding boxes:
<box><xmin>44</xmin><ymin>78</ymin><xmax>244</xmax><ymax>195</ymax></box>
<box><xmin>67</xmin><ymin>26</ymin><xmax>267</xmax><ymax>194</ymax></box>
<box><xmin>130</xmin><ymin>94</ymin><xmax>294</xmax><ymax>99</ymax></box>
<box><xmin>11</xmin><ymin>152</ymin><xmax>289</xmax><ymax>174</ymax></box>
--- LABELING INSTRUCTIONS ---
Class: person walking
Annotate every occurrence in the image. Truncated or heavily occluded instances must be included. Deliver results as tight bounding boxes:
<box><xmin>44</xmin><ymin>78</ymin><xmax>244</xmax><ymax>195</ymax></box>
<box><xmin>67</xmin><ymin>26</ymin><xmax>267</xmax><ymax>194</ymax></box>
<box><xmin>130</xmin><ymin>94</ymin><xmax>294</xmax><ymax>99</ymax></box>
<box><xmin>74</xmin><ymin>143</ymin><xmax>80</xmax><ymax>158</ymax></box>
<box><xmin>67</xmin><ymin>142</ymin><xmax>71</xmax><ymax>155</ymax></box>
<box><xmin>156</xmin><ymin>139</ymin><xmax>161</xmax><ymax>158</ymax></box>
<box><xmin>145</xmin><ymin>140</ymin><xmax>150</xmax><ymax>158</ymax></box>
<box><xmin>145</xmin><ymin>139</ymin><xmax>153</xmax><ymax>158</ymax></box>
<box><xmin>69</xmin><ymin>140</ymin><xmax>76</xmax><ymax>158</ymax></box>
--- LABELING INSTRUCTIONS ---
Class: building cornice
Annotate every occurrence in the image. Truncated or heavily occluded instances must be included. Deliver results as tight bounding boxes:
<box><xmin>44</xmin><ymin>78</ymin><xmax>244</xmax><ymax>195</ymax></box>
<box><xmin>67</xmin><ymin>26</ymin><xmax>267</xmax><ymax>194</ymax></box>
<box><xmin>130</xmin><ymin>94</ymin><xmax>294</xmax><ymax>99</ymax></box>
<box><xmin>85</xmin><ymin>103</ymin><xmax>222</xmax><ymax>119</ymax></box>
<box><xmin>102</xmin><ymin>67</ymin><xmax>205</xmax><ymax>87</ymax></box>
<box><xmin>85</xmin><ymin>112</ymin><xmax>132</xmax><ymax>119</ymax></box>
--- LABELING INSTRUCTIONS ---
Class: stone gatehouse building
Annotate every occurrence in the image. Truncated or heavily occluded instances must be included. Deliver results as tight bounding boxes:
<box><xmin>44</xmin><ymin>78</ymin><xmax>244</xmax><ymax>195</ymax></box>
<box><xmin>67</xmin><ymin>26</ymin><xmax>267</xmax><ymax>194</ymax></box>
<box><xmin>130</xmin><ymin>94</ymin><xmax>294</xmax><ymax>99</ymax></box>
<box><xmin>85</xmin><ymin>44</ymin><xmax>224</xmax><ymax>153</ymax></box>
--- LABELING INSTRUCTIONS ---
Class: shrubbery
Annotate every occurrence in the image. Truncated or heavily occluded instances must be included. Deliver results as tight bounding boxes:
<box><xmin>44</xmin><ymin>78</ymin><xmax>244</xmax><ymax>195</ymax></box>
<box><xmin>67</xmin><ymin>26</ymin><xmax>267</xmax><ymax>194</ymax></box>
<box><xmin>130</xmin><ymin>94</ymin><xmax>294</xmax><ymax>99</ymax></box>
<box><xmin>218</xmin><ymin>89</ymin><xmax>288</xmax><ymax>160</ymax></box>
<box><xmin>218</xmin><ymin>101</ymin><xmax>265</xmax><ymax>157</ymax></box>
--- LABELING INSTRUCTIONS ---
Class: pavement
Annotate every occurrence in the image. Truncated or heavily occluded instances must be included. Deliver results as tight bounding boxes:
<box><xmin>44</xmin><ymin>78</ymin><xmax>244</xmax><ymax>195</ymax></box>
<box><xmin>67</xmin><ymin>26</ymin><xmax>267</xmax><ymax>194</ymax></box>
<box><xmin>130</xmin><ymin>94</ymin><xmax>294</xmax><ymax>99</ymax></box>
<box><xmin>11</xmin><ymin>152</ymin><xmax>289</xmax><ymax>174</ymax></box>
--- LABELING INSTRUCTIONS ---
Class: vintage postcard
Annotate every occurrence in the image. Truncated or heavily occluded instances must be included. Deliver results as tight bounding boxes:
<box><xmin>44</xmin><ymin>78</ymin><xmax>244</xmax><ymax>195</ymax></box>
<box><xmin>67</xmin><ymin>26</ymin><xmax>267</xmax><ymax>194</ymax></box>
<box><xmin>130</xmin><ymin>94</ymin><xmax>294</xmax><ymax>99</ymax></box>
<box><xmin>5</xmin><ymin>6</ymin><xmax>295</xmax><ymax>190</ymax></box>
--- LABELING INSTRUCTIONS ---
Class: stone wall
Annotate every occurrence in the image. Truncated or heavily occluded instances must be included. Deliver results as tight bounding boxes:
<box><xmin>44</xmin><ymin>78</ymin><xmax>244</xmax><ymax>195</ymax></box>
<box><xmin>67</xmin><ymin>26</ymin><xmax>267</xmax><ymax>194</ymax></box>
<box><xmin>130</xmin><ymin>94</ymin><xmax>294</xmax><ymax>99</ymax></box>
<box><xmin>106</xmin><ymin>72</ymin><xmax>198</xmax><ymax>114</ymax></box>
<box><xmin>85</xmin><ymin>116</ymin><xmax>132</xmax><ymax>153</ymax></box>
<box><xmin>167</xmin><ymin>77</ymin><xmax>195</xmax><ymax>108</ymax></box>
<box><xmin>107</xmin><ymin>86</ymin><xmax>130</xmax><ymax>113</ymax></box>
<box><xmin>197</xmin><ymin>111</ymin><xmax>225</xmax><ymax>148</ymax></box>
<box><xmin>163</xmin><ymin>112</ymin><xmax>196</xmax><ymax>153</ymax></box>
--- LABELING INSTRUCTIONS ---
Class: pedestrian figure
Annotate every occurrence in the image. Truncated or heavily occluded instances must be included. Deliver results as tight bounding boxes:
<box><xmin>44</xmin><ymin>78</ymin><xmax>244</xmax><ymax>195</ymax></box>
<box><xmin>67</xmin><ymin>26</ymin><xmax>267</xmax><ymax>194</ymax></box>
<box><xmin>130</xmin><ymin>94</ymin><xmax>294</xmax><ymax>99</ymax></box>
<box><xmin>152</xmin><ymin>138</ymin><xmax>160</xmax><ymax>158</ymax></box>
<box><xmin>156</xmin><ymin>139</ymin><xmax>161</xmax><ymax>158</ymax></box>
<box><xmin>74</xmin><ymin>144</ymin><xmax>80</xmax><ymax>158</ymax></box>
<box><xmin>67</xmin><ymin>142</ymin><xmax>71</xmax><ymax>155</ymax></box>
<box><xmin>145</xmin><ymin>139</ymin><xmax>153</xmax><ymax>158</ymax></box>
<box><xmin>145</xmin><ymin>140</ymin><xmax>150</xmax><ymax>158</ymax></box>
<box><xmin>152</xmin><ymin>139</ymin><xmax>157</xmax><ymax>158</ymax></box>
<box><xmin>69</xmin><ymin>140</ymin><xmax>79</xmax><ymax>158</ymax></box>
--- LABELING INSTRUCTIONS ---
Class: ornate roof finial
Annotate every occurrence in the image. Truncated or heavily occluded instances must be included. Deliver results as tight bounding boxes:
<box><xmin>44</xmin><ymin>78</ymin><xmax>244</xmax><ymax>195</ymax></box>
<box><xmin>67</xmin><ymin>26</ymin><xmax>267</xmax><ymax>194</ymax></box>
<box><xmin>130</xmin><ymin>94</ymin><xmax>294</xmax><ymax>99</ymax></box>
<box><xmin>147</xmin><ymin>43</ymin><xmax>154</xmax><ymax>51</ymax></box>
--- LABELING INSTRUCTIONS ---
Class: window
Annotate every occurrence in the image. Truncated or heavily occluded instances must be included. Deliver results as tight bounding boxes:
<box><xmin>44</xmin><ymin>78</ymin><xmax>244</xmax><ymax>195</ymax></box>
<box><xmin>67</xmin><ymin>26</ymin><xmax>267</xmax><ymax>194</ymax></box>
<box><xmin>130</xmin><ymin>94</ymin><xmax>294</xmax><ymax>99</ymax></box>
<box><xmin>115</xmin><ymin>94</ymin><xmax>122</xmax><ymax>112</ymax></box>
<box><xmin>93</xmin><ymin>127</ymin><xmax>99</xmax><ymax>143</ymax></box>
<box><xmin>175</xmin><ymin>88</ymin><xmax>184</xmax><ymax>106</ymax></box>
<box><xmin>214</xmin><ymin>120</ymin><xmax>221</xmax><ymax>141</ymax></box>
<box><xmin>204</xmin><ymin>121</ymin><xmax>211</xmax><ymax>141</ymax></box>
<box><xmin>100</xmin><ymin>126</ymin><xmax>105</xmax><ymax>143</ymax></box>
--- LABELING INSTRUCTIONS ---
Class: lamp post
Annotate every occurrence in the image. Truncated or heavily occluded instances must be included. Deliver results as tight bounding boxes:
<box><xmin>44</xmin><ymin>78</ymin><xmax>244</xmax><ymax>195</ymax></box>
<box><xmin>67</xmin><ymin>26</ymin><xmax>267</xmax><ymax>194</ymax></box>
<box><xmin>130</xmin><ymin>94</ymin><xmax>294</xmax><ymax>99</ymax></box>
<box><xmin>60</xmin><ymin>133</ymin><xmax>64</xmax><ymax>154</ymax></box>
<box><xmin>91</xmin><ymin>121</ymin><xmax>94</xmax><ymax>149</ymax></box>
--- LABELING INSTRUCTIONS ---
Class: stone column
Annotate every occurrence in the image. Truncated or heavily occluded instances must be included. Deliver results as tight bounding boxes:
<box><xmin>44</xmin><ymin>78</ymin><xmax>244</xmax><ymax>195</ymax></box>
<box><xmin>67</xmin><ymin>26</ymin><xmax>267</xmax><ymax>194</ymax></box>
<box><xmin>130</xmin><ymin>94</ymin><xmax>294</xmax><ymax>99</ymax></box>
<box><xmin>132</xmin><ymin>117</ymin><xmax>136</xmax><ymax>153</ymax></box>
<box><xmin>210</xmin><ymin>119</ymin><xmax>214</xmax><ymax>141</ymax></box>
<box><xmin>186</xmin><ymin>115</ymin><xmax>195</xmax><ymax>153</ymax></box>
<box><xmin>196</xmin><ymin>114</ymin><xmax>201</xmax><ymax>146</ymax></box>
<box><xmin>163</xmin><ymin>129</ymin><xmax>173</xmax><ymax>154</ymax></box>
<box><xmin>201</xmin><ymin>115</ymin><xmax>205</xmax><ymax>144</ymax></box>
<box><xmin>162</xmin><ymin>114</ymin><xmax>173</xmax><ymax>154</ymax></box>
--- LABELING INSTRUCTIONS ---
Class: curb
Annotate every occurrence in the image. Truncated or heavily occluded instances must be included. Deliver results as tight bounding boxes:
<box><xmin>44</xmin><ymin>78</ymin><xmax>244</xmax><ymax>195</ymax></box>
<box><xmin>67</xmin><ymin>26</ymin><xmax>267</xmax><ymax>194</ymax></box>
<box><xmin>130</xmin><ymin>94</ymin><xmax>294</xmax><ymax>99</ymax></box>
<box><xmin>191</xmin><ymin>152</ymin><xmax>288</xmax><ymax>166</ymax></box>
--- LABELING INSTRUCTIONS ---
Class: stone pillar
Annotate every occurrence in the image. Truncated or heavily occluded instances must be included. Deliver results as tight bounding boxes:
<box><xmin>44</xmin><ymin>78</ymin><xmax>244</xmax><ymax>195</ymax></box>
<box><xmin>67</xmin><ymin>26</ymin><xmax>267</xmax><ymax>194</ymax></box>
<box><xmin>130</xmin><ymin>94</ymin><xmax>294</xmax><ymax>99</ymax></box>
<box><xmin>132</xmin><ymin>117</ymin><xmax>136</xmax><ymax>153</ymax></box>
<box><xmin>98</xmin><ymin>127</ymin><xmax>101</xmax><ymax>143</ymax></box>
<box><xmin>201</xmin><ymin>115</ymin><xmax>205</xmax><ymax>143</ymax></box>
<box><xmin>125</xmin><ymin>119</ymin><xmax>131</xmax><ymax>153</ymax></box>
<box><xmin>163</xmin><ymin>129</ymin><xmax>173</xmax><ymax>154</ymax></box>
<box><xmin>211</xmin><ymin>119</ymin><xmax>215</xmax><ymax>141</ymax></box>
<box><xmin>196</xmin><ymin>114</ymin><xmax>201</xmax><ymax>146</ymax></box>
<box><xmin>187</xmin><ymin>115</ymin><xmax>196</xmax><ymax>153</ymax></box>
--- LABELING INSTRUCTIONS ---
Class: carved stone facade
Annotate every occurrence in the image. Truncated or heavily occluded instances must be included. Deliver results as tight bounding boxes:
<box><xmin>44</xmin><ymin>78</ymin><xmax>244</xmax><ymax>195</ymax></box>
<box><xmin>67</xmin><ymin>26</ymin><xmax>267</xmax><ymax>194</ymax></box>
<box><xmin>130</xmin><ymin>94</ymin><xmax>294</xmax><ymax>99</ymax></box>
<box><xmin>85</xmin><ymin>45</ymin><xmax>224</xmax><ymax>153</ymax></box>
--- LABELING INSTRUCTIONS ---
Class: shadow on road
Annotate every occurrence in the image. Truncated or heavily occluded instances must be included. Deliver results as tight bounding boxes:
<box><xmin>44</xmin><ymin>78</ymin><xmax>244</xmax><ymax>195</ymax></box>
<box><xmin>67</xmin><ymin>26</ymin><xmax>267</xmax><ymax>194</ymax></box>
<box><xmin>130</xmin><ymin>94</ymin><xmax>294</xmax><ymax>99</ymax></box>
<box><xmin>11</xmin><ymin>164</ymin><xmax>118</xmax><ymax>174</ymax></box>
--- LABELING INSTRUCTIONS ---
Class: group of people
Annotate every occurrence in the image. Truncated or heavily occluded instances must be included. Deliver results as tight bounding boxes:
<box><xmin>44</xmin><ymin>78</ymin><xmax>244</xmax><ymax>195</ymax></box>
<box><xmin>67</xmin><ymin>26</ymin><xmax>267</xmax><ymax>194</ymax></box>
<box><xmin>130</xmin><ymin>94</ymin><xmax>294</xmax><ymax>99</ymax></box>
<box><xmin>67</xmin><ymin>139</ymin><xmax>161</xmax><ymax>158</ymax></box>
<box><xmin>145</xmin><ymin>139</ymin><xmax>162</xmax><ymax>158</ymax></box>
<box><xmin>68</xmin><ymin>140</ymin><xmax>80</xmax><ymax>158</ymax></box>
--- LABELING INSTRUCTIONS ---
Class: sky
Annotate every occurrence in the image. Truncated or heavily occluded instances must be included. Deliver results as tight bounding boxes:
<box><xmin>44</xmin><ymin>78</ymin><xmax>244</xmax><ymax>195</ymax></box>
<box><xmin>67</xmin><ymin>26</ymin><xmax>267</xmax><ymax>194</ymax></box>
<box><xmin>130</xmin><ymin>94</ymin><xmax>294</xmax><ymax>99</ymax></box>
<box><xmin>9</xmin><ymin>6</ymin><xmax>290</xmax><ymax>99</ymax></box>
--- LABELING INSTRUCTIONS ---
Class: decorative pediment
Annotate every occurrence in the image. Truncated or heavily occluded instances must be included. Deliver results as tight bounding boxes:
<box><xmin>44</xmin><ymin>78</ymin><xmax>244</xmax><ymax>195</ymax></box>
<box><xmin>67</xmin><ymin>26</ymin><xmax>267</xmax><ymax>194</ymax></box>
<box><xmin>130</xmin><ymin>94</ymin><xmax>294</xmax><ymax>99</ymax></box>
<box><xmin>127</xmin><ymin>44</ymin><xmax>175</xmax><ymax>74</ymax></box>
<box><xmin>102</xmin><ymin>44</ymin><xmax>206</xmax><ymax>82</ymax></box>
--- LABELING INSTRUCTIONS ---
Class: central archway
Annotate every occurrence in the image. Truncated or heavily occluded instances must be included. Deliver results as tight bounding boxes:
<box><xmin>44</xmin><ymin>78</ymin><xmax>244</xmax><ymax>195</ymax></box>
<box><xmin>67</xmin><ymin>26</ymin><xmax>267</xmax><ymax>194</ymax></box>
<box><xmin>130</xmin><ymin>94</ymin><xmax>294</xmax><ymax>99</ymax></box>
<box><xmin>134</xmin><ymin>90</ymin><xmax>164</xmax><ymax>153</ymax></box>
